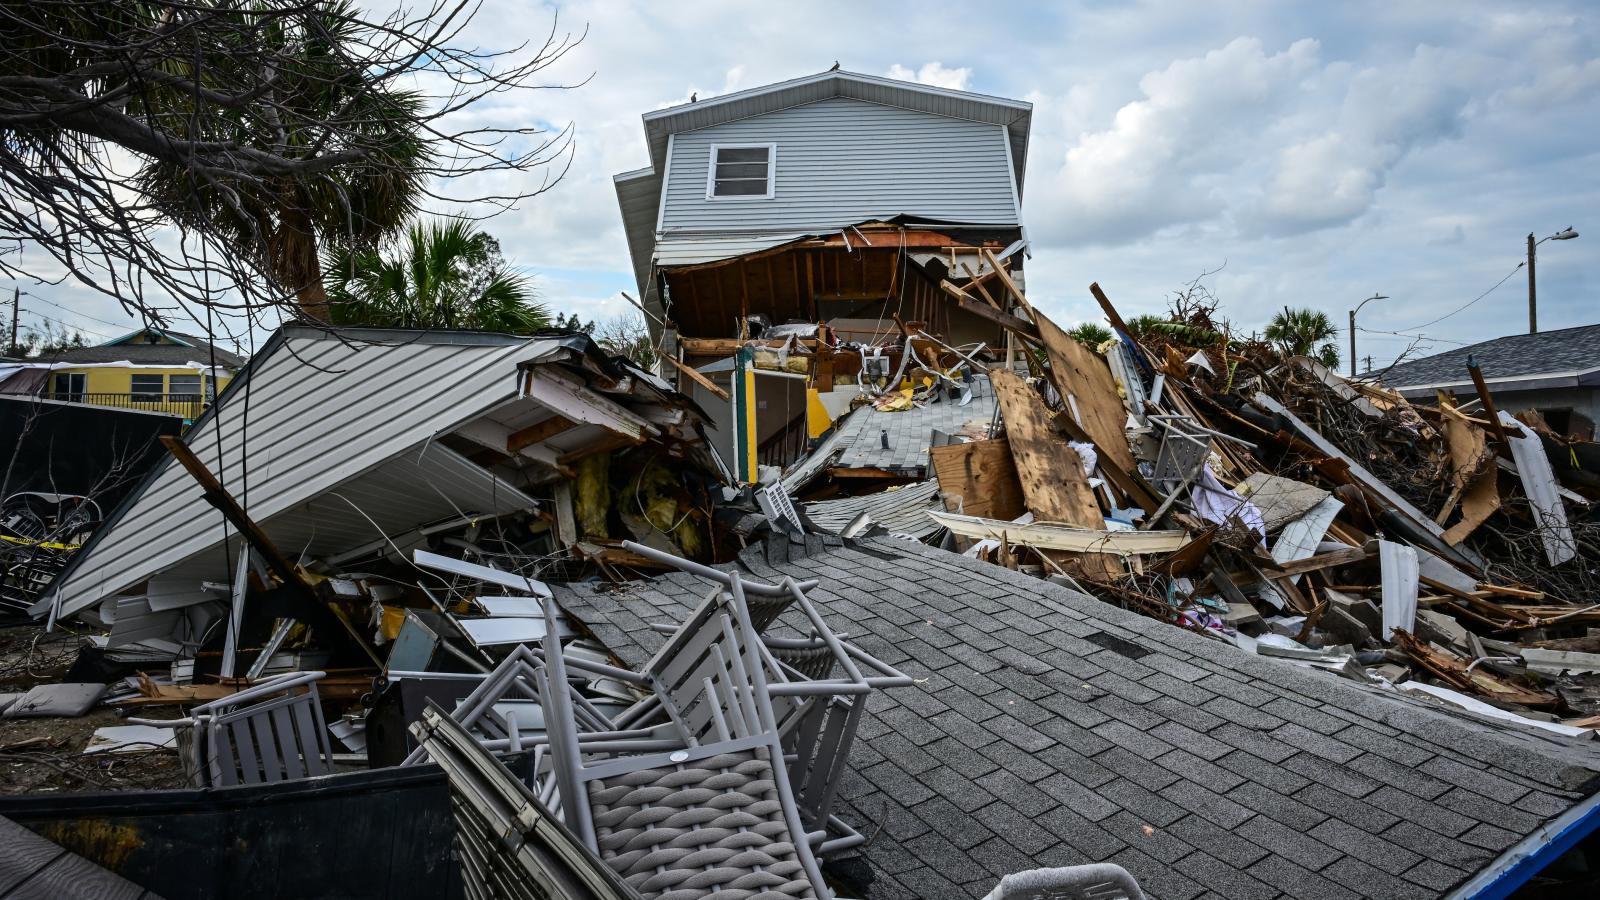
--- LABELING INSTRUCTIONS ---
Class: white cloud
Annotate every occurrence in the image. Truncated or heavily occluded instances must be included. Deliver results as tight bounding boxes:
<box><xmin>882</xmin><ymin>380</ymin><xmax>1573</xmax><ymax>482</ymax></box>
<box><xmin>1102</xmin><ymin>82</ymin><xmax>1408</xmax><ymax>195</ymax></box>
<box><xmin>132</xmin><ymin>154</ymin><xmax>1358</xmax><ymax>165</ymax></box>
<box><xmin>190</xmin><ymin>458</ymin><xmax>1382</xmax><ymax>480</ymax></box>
<box><xmin>18</xmin><ymin>0</ymin><xmax>1600</xmax><ymax>372</ymax></box>
<box><xmin>883</xmin><ymin>62</ymin><xmax>972</xmax><ymax>90</ymax></box>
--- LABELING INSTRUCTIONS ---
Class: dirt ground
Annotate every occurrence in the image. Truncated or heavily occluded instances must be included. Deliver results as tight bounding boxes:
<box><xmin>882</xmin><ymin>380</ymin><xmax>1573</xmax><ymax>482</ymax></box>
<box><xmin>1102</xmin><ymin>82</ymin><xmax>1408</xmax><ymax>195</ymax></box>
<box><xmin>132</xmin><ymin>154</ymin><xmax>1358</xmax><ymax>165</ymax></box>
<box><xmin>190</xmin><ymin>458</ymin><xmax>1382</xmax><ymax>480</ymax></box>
<box><xmin>1</xmin><ymin>623</ymin><xmax>187</xmax><ymax>793</ymax></box>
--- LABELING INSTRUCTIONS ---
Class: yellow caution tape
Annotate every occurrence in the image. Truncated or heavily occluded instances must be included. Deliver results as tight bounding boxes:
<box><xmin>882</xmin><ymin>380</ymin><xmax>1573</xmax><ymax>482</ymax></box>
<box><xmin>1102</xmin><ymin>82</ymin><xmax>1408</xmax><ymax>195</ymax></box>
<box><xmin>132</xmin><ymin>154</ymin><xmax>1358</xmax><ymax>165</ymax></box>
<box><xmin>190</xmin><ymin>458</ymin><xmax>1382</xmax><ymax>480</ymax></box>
<box><xmin>0</xmin><ymin>534</ymin><xmax>81</xmax><ymax>551</ymax></box>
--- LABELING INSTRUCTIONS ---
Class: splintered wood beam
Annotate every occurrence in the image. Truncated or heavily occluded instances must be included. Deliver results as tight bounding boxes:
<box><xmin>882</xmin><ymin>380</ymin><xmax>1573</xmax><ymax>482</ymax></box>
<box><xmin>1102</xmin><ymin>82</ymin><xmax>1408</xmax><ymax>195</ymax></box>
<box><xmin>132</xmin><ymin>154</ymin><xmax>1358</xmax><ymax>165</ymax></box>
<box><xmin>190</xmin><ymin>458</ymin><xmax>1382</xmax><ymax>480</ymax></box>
<box><xmin>941</xmin><ymin>282</ymin><xmax>1040</xmax><ymax>342</ymax></box>
<box><xmin>960</xmin><ymin>262</ymin><xmax>1002</xmax><ymax>309</ymax></box>
<box><xmin>507</xmin><ymin>415</ymin><xmax>576</xmax><ymax>452</ymax></box>
<box><xmin>161</xmin><ymin>436</ymin><xmax>300</xmax><ymax>588</ymax></box>
<box><xmin>159</xmin><ymin>436</ymin><xmax>384</xmax><ymax>668</ymax></box>
<box><xmin>1089</xmin><ymin>282</ymin><xmax>1138</xmax><ymax>342</ymax></box>
<box><xmin>662</xmin><ymin>353</ymin><xmax>731</xmax><ymax>401</ymax></box>
<box><xmin>981</xmin><ymin>248</ymin><xmax>1032</xmax><ymax>318</ymax></box>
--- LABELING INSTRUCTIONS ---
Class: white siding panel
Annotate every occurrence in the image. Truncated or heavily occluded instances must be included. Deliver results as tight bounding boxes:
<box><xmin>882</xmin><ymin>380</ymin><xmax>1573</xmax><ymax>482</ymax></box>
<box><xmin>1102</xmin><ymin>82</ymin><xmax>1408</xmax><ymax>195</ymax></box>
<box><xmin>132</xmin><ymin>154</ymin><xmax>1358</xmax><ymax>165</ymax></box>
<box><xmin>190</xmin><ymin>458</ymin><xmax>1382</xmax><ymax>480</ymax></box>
<box><xmin>658</xmin><ymin>98</ymin><xmax>1018</xmax><ymax>236</ymax></box>
<box><xmin>49</xmin><ymin>329</ymin><xmax>563</xmax><ymax>617</ymax></box>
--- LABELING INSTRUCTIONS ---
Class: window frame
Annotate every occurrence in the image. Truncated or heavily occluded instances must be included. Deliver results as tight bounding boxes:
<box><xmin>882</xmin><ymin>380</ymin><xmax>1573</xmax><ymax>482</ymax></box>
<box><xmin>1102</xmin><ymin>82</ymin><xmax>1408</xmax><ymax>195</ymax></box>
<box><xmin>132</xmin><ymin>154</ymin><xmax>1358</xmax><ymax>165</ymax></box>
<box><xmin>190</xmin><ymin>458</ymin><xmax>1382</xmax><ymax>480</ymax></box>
<box><xmin>129</xmin><ymin>373</ymin><xmax>165</xmax><ymax>401</ymax></box>
<box><xmin>168</xmin><ymin>374</ymin><xmax>203</xmax><ymax>400</ymax></box>
<box><xmin>704</xmin><ymin>143</ymin><xmax>776</xmax><ymax>201</ymax></box>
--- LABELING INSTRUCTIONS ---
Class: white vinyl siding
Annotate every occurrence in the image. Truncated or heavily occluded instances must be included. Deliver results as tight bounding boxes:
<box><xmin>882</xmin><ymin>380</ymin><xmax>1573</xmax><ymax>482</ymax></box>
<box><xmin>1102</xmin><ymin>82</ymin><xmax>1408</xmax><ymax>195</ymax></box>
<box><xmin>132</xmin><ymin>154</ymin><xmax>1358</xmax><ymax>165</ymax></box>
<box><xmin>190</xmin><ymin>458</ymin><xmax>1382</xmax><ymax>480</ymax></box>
<box><xmin>658</xmin><ymin>97</ymin><xmax>1018</xmax><ymax>235</ymax></box>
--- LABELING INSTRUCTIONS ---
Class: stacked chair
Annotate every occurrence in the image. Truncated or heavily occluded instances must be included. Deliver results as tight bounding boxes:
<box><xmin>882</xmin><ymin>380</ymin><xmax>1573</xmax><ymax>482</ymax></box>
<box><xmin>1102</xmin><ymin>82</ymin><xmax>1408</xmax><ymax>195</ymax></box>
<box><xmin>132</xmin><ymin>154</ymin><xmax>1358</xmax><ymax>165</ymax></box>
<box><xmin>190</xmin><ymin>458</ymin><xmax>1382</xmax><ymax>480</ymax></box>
<box><xmin>408</xmin><ymin>542</ymin><xmax>911</xmax><ymax>900</ymax></box>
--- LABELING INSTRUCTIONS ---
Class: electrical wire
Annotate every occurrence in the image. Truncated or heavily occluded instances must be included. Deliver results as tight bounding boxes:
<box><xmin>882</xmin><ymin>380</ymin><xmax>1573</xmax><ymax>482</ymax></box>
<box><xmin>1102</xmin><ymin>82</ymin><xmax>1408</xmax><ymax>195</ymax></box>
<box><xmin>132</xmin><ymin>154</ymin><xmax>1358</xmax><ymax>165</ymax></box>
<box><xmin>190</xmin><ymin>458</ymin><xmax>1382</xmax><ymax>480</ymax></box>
<box><xmin>1396</xmin><ymin>262</ymin><xmax>1524</xmax><ymax>332</ymax></box>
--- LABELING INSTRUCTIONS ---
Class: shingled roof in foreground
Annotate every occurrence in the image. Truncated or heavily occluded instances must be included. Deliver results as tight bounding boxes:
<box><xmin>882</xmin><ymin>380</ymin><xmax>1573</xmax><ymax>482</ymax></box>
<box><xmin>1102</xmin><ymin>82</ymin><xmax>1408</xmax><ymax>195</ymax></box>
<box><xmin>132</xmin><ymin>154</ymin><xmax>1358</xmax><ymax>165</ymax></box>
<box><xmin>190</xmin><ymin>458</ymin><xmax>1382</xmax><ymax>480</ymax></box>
<box><xmin>553</xmin><ymin>537</ymin><xmax>1600</xmax><ymax>900</ymax></box>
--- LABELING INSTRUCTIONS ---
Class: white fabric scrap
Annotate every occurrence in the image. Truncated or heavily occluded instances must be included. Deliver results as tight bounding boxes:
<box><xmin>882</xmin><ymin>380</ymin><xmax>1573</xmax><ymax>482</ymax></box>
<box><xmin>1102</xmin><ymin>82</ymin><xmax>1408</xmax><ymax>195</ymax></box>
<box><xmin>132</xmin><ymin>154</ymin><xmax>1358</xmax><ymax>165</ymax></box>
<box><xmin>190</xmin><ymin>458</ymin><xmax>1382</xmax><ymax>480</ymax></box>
<box><xmin>1191</xmin><ymin>465</ymin><xmax>1266</xmax><ymax>544</ymax></box>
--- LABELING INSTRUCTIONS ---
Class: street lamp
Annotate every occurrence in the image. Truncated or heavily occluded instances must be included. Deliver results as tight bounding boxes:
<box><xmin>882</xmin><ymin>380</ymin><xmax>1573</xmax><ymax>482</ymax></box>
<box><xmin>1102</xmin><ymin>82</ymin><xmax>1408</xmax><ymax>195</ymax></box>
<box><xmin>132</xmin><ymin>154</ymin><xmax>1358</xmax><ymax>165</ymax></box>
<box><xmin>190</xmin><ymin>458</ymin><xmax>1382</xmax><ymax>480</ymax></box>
<box><xmin>1349</xmin><ymin>293</ymin><xmax>1388</xmax><ymax>377</ymax></box>
<box><xmin>1528</xmin><ymin>227</ymin><xmax>1579</xmax><ymax>334</ymax></box>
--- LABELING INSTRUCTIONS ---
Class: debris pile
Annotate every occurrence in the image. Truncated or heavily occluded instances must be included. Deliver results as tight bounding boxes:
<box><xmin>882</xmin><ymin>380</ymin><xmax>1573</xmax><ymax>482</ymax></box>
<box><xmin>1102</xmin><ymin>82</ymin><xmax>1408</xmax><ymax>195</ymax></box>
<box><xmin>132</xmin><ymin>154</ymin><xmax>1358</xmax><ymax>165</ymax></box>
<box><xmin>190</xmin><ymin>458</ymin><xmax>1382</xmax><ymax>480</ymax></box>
<box><xmin>801</xmin><ymin>274</ymin><xmax>1600</xmax><ymax>732</ymax></box>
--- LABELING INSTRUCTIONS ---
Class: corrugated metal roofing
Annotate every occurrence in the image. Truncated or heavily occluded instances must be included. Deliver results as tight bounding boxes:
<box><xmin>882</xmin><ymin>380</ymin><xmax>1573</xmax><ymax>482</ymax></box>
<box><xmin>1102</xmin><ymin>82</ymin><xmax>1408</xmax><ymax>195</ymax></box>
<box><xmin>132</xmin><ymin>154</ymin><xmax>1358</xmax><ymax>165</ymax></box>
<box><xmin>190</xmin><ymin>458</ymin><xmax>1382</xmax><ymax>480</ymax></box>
<box><xmin>47</xmin><ymin>327</ymin><xmax>569</xmax><ymax>619</ymax></box>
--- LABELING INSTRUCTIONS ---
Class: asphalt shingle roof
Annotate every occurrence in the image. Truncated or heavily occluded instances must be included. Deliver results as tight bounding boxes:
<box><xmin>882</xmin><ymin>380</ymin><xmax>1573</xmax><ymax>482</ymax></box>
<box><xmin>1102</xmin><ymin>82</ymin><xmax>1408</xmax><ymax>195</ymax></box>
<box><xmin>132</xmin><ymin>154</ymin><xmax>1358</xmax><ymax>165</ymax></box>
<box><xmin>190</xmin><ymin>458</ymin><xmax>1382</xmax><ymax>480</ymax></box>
<box><xmin>782</xmin><ymin>378</ymin><xmax>996</xmax><ymax>490</ymax></box>
<box><xmin>1377</xmin><ymin>322</ymin><xmax>1600</xmax><ymax>389</ymax></box>
<box><xmin>800</xmin><ymin>480</ymin><xmax>944</xmax><ymax>538</ymax></box>
<box><xmin>47</xmin><ymin>330</ymin><xmax>248</xmax><ymax>369</ymax></box>
<box><xmin>553</xmin><ymin>537</ymin><xmax>1600</xmax><ymax>900</ymax></box>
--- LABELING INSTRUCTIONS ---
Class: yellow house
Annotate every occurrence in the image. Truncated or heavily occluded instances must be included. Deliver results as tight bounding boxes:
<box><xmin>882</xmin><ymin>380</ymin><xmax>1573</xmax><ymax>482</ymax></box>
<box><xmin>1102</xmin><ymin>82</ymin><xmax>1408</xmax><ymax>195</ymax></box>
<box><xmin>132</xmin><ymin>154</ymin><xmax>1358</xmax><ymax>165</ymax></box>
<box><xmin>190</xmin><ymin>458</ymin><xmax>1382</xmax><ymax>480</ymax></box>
<box><xmin>35</xmin><ymin>328</ymin><xmax>245</xmax><ymax>420</ymax></box>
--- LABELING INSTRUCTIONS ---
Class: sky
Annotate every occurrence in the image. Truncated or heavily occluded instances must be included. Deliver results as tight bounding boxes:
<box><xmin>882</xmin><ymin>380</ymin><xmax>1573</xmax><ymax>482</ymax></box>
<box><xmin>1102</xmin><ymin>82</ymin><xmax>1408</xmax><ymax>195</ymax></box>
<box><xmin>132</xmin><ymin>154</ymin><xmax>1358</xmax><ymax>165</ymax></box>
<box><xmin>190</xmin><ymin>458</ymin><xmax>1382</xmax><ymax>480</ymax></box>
<box><xmin>12</xmin><ymin>0</ymin><xmax>1600</xmax><ymax>370</ymax></box>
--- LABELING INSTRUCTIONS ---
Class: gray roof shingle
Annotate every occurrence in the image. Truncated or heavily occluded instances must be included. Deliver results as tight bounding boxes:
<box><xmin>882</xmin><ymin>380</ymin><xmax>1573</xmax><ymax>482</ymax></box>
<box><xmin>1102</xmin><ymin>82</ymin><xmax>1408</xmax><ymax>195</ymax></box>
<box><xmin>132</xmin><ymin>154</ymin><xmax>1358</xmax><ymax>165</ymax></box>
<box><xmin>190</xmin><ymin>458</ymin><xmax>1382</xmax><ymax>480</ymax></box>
<box><xmin>552</xmin><ymin>537</ymin><xmax>1600</xmax><ymax>900</ymax></box>
<box><xmin>1377</xmin><ymin>322</ymin><xmax>1600</xmax><ymax>390</ymax></box>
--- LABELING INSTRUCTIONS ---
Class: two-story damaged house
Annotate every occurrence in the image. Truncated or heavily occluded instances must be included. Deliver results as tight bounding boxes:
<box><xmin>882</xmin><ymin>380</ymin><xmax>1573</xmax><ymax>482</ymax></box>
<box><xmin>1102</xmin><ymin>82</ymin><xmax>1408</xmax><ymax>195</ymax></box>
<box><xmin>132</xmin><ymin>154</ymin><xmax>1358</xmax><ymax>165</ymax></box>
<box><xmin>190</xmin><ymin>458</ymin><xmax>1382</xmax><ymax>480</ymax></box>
<box><xmin>614</xmin><ymin>69</ymin><xmax>1032</xmax><ymax>479</ymax></box>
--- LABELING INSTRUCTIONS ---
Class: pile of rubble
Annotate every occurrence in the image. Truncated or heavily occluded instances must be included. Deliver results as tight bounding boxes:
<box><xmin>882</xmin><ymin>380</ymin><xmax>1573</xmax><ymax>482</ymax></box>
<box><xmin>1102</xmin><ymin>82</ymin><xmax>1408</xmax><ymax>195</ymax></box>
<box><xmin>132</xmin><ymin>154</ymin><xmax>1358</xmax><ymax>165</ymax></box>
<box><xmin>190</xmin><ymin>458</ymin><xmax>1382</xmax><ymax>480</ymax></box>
<box><xmin>790</xmin><ymin>276</ymin><xmax>1600</xmax><ymax>733</ymax></box>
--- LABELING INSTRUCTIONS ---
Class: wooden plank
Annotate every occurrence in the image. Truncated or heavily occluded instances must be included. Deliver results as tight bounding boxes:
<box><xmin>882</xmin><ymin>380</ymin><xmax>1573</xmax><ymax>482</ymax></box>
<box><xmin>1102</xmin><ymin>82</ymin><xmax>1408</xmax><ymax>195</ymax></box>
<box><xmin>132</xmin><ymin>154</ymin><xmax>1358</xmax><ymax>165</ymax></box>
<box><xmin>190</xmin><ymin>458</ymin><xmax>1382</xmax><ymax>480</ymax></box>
<box><xmin>556</xmin><ymin>433</ymin><xmax>640</xmax><ymax>466</ymax></box>
<box><xmin>1089</xmin><ymin>282</ymin><xmax>1138</xmax><ymax>343</ymax></box>
<box><xmin>506</xmin><ymin>415</ymin><xmax>576</xmax><ymax>452</ymax></box>
<box><xmin>930</xmin><ymin>511</ymin><xmax>1189</xmax><ymax>554</ymax></box>
<box><xmin>989</xmin><ymin>368</ymin><xmax>1119</xmax><ymax>580</ymax></box>
<box><xmin>1261</xmin><ymin>546</ymin><xmax>1370</xmax><ymax>578</ymax></box>
<box><xmin>1033</xmin><ymin>311</ymin><xmax>1141</xmax><ymax>479</ymax></box>
<box><xmin>981</xmin><ymin>248</ymin><xmax>1032</xmax><ymax>319</ymax></box>
<box><xmin>662</xmin><ymin>354</ymin><xmax>731</xmax><ymax>402</ymax></box>
<box><xmin>941</xmin><ymin>285</ymin><xmax>1040</xmax><ymax>341</ymax></box>
<box><xmin>929</xmin><ymin>437</ymin><xmax>1026</xmax><ymax>520</ymax></box>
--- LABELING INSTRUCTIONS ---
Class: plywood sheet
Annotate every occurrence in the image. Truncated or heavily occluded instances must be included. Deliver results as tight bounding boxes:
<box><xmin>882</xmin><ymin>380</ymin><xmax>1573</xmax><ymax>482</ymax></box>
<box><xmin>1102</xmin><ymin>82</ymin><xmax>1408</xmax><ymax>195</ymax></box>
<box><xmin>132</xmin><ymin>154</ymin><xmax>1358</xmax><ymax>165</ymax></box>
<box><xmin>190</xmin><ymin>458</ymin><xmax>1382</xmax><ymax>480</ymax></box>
<box><xmin>929</xmin><ymin>437</ymin><xmax>1026</xmax><ymax>520</ymax></box>
<box><xmin>1033</xmin><ymin>312</ymin><xmax>1138</xmax><ymax>477</ymax></box>
<box><xmin>990</xmin><ymin>368</ymin><xmax>1118</xmax><ymax>580</ymax></box>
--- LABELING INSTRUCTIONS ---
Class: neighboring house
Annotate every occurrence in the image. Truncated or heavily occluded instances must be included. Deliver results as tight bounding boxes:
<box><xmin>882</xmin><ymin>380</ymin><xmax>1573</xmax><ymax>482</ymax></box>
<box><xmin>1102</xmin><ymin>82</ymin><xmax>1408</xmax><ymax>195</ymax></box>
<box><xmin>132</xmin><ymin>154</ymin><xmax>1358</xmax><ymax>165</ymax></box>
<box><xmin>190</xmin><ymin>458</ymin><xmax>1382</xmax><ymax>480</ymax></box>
<box><xmin>0</xmin><ymin>327</ymin><xmax>245</xmax><ymax>421</ymax></box>
<box><xmin>1377</xmin><ymin>323</ymin><xmax>1600</xmax><ymax>439</ymax></box>
<box><xmin>614</xmin><ymin>69</ymin><xmax>1032</xmax><ymax>476</ymax></box>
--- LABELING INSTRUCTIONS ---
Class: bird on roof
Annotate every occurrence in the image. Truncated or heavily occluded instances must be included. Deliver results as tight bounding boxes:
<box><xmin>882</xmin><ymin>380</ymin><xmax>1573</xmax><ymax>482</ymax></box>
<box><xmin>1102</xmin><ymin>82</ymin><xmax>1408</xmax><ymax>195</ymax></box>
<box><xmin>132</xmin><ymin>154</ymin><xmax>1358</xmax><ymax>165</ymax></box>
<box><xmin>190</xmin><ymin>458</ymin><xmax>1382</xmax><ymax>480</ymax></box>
<box><xmin>829</xmin><ymin>61</ymin><xmax>840</xmax><ymax>71</ymax></box>
<box><xmin>689</xmin><ymin>92</ymin><xmax>697</xmax><ymax>102</ymax></box>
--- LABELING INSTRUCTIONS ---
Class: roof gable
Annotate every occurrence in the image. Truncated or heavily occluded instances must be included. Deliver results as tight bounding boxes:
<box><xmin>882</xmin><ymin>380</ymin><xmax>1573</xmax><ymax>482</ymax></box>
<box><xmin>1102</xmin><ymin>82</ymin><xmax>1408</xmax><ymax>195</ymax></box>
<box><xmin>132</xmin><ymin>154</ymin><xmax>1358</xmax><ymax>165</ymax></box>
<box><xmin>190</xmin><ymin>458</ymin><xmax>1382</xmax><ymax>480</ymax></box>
<box><xmin>641</xmin><ymin>69</ymin><xmax>1031</xmax><ymax>196</ymax></box>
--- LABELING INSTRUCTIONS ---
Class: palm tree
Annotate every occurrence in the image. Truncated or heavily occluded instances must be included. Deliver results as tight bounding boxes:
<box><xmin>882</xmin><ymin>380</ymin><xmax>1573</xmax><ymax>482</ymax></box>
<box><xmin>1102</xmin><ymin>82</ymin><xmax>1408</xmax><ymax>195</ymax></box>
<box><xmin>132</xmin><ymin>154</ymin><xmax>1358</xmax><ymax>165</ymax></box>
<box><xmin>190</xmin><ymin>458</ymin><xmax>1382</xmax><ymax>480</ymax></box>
<box><xmin>1068</xmin><ymin>322</ymin><xmax>1114</xmax><ymax>347</ymax></box>
<box><xmin>137</xmin><ymin>1</ymin><xmax>427</xmax><ymax>319</ymax></box>
<box><xmin>1265</xmin><ymin>307</ymin><xmax>1340</xmax><ymax>368</ymax></box>
<box><xmin>324</xmin><ymin>219</ymin><xmax>548</xmax><ymax>332</ymax></box>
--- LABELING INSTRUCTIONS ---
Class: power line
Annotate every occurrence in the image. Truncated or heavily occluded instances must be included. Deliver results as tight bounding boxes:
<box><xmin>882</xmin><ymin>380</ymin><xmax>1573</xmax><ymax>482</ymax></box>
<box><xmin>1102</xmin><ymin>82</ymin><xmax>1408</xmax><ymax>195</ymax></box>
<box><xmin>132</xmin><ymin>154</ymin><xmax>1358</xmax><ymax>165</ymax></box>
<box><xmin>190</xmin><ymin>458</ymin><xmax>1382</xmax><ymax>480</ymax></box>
<box><xmin>19</xmin><ymin>293</ymin><xmax>139</xmax><ymax>331</ymax></box>
<box><xmin>18</xmin><ymin>310</ymin><xmax>119</xmax><ymax>341</ymax></box>
<box><xmin>1396</xmin><ymin>263</ymin><xmax>1524</xmax><ymax>332</ymax></box>
<box><xmin>1355</xmin><ymin>326</ymin><xmax>1470</xmax><ymax>346</ymax></box>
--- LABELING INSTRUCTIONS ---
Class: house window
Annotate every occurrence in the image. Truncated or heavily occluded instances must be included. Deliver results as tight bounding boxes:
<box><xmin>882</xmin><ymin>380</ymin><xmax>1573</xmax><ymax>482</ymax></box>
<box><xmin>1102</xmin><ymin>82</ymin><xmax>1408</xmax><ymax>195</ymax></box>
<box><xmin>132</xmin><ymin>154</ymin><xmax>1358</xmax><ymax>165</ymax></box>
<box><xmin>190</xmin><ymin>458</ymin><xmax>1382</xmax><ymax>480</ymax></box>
<box><xmin>707</xmin><ymin>144</ymin><xmax>775</xmax><ymax>199</ymax></box>
<box><xmin>130</xmin><ymin>374</ymin><xmax>164</xmax><ymax>402</ymax></box>
<box><xmin>169</xmin><ymin>374</ymin><xmax>202</xmax><ymax>400</ymax></box>
<box><xmin>51</xmin><ymin>373</ymin><xmax>85</xmax><ymax>402</ymax></box>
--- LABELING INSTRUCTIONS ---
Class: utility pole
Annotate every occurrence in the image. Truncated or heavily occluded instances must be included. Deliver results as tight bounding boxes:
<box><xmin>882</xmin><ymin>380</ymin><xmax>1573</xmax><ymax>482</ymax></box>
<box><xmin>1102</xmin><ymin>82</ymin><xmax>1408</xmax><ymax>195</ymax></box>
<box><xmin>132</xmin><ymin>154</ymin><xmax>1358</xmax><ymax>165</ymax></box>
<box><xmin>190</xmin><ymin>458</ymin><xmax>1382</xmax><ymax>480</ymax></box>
<box><xmin>1348</xmin><ymin>293</ymin><xmax>1388</xmax><ymax>377</ymax></box>
<box><xmin>1528</xmin><ymin>227</ymin><xmax>1580</xmax><ymax>335</ymax></box>
<box><xmin>8</xmin><ymin>287</ymin><xmax>18</xmax><ymax>356</ymax></box>
<box><xmin>1364</xmin><ymin>355</ymin><xmax>1373</xmax><ymax>374</ymax></box>
<box><xmin>1527</xmin><ymin>232</ymin><xmax>1537</xmax><ymax>335</ymax></box>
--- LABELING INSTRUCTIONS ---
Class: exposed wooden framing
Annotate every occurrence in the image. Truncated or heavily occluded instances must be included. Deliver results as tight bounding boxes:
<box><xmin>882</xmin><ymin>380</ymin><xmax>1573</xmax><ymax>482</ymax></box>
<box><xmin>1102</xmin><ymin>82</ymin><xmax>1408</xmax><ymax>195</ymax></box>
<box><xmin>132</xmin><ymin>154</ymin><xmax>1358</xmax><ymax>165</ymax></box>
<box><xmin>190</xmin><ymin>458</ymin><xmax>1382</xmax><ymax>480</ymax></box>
<box><xmin>662</xmin><ymin>353</ymin><xmax>731</xmax><ymax>401</ymax></box>
<box><xmin>805</xmin><ymin>252</ymin><xmax>816</xmax><ymax>319</ymax></box>
<box><xmin>791</xmin><ymin>253</ymin><xmax>803</xmax><ymax>320</ymax></box>
<box><xmin>680</xmin><ymin>336</ymin><xmax>820</xmax><ymax>355</ymax></box>
<box><xmin>1262</xmin><ymin>546</ymin><xmax>1371</xmax><ymax>578</ymax></box>
<box><xmin>557</xmin><ymin>432</ymin><xmax>641</xmax><ymax>466</ymax></box>
<box><xmin>507</xmin><ymin>415</ymin><xmax>577</xmax><ymax>452</ymax></box>
<box><xmin>521</xmin><ymin>368</ymin><xmax>658</xmax><ymax>441</ymax></box>
<box><xmin>948</xmin><ymin>289</ymin><xmax>1040</xmax><ymax>342</ymax></box>
<box><xmin>738</xmin><ymin>259</ymin><xmax>751</xmax><ymax>329</ymax></box>
<box><xmin>982</xmin><ymin>248</ymin><xmax>1032</xmax><ymax>319</ymax></box>
<box><xmin>960</xmin><ymin>262</ymin><xmax>1002</xmax><ymax>309</ymax></box>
